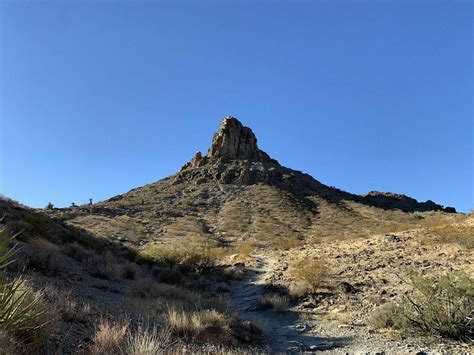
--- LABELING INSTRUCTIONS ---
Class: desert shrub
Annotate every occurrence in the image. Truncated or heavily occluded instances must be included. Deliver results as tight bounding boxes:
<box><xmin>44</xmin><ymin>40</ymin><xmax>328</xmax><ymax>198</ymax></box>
<box><xmin>291</xmin><ymin>258</ymin><xmax>328</xmax><ymax>292</ymax></box>
<box><xmin>63</xmin><ymin>243</ymin><xmax>125</xmax><ymax>280</ymax></box>
<box><xmin>0</xmin><ymin>229</ymin><xmax>52</xmax><ymax>348</ymax></box>
<box><xmin>369</xmin><ymin>302</ymin><xmax>401</xmax><ymax>329</ymax></box>
<box><xmin>371</xmin><ymin>271</ymin><xmax>473</xmax><ymax>340</ymax></box>
<box><xmin>122</xmin><ymin>262</ymin><xmax>143</xmax><ymax>280</ymax></box>
<box><xmin>63</xmin><ymin>242</ymin><xmax>98</xmax><ymax>263</ymax></box>
<box><xmin>181</xmin><ymin>246</ymin><xmax>224</xmax><ymax>273</ymax></box>
<box><xmin>256</xmin><ymin>293</ymin><xmax>289</xmax><ymax>313</ymax></box>
<box><xmin>130</xmin><ymin>277</ymin><xmax>161</xmax><ymax>298</ymax></box>
<box><xmin>138</xmin><ymin>246</ymin><xmax>182</xmax><ymax>267</ymax></box>
<box><xmin>288</xmin><ymin>282</ymin><xmax>311</xmax><ymax>299</ymax></box>
<box><xmin>1</xmin><ymin>279</ymin><xmax>51</xmax><ymax>342</ymax></box>
<box><xmin>24</xmin><ymin>238</ymin><xmax>66</xmax><ymax>273</ymax></box>
<box><xmin>115</xmin><ymin>202</ymin><xmax>129</xmax><ymax>209</ymax></box>
<box><xmin>24</xmin><ymin>213</ymin><xmax>52</xmax><ymax>239</ymax></box>
<box><xmin>138</xmin><ymin>243</ymin><xmax>224</xmax><ymax>273</ymax></box>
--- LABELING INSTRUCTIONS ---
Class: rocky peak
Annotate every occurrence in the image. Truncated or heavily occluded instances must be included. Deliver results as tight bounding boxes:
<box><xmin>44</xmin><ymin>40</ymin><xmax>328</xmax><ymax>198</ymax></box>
<box><xmin>181</xmin><ymin>116</ymin><xmax>275</xmax><ymax>170</ymax></box>
<box><xmin>207</xmin><ymin>116</ymin><xmax>273</xmax><ymax>162</ymax></box>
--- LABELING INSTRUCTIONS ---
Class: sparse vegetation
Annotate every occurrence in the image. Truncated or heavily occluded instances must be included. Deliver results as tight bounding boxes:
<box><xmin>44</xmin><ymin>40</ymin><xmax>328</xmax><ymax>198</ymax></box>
<box><xmin>274</xmin><ymin>236</ymin><xmax>301</xmax><ymax>251</ymax></box>
<box><xmin>63</xmin><ymin>243</ymin><xmax>126</xmax><ymax>280</ymax></box>
<box><xmin>138</xmin><ymin>240</ymin><xmax>226</xmax><ymax>274</ymax></box>
<box><xmin>24</xmin><ymin>238</ymin><xmax>66</xmax><ymax>273</ymax></box>
<box><xmin>418</xmin><ymin>217</ymin><xmax>474</xmax><ymax>248</ymax></box>
<box><xmin>90</xmin><ymin>318</ymin><xmax>129</xmax><ymax>354</ymax></box>
<box><xmin>256</xmin><ymin>293</ymin><xmax>289</xmax><ymax>313</ymax></box>
<box><xmin>291</xmin><ymin>257</ymin><xmax>328</xmax><ymax>292</ymax></box>
<box><xmin>138</xmin><ymin>246</ymin><xmax>182</xmax><ymax>267</ymax></box>
<box><xmin>166</xmin><ymin>306</ymin><xmax>230</xmax><ymax>343</ymax></box>
<box><xmin>370</xmin><ymin>271</ymin><xmax>473</xmax><ymax>341</ymax></box>
<box><xmin>232</xmin><ymin>240</ymin><xmax>256</xmax><ymax>259</ymax></box>
<box><xmin>0</xmin><ymin>229</ymin><xmax>53</xmax><ymax>349</ymax></box>
<box><xmin>122</xmin><ymin>322</ymin><xmax>172</xmax><ymax>355</ymax></box>
<box><xmin>288</xmin><ymin>282</ymin><xmax>311</xmax><ymax>299</ymax></box>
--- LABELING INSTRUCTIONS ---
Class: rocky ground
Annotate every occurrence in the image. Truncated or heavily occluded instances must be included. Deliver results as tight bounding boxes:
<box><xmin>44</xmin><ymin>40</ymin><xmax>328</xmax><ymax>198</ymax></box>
<box><xmin>225</xmin><ymin>215</ymin><xmax>473</xmax><ymax>353</ymax></box>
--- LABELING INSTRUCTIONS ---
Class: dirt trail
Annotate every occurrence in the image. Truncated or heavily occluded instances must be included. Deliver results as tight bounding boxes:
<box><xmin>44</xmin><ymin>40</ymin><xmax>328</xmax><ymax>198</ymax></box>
<box><xmin>229</xmin><ymin>255</ymin><xmax>349</xmax><ymax>353</ymax></box>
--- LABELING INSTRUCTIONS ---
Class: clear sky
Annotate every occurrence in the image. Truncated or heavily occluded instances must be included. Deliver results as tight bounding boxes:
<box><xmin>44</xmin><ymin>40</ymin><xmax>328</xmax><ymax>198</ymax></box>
<box><xmin>0</xmin><ymin>0</ymin><xmax>472</xmax><ymax>212</ymax></box>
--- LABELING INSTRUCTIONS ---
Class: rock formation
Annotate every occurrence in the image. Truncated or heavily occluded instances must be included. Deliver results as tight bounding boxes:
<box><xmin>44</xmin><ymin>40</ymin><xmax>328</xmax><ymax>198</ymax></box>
<box><xmin>207</xmin><ymin>117</ymin><xmax>273</xmax><ymax>162</ymax></box>
<box><xmin>181</xmin><ymin>117</ymin><xmax>276</xmax><ymax>171</ymax></box>
<box><xmin>178</xmin><ymin>116</ymin><xmax>455</xmax><ymax>213</ymax></box>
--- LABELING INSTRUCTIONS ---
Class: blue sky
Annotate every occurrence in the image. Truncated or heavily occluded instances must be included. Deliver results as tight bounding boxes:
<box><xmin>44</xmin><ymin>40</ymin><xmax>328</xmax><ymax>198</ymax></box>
<box><xmin>0</xmin><ymin>0</ymin><xmax>472</xmax><ymax>212</ymax></box>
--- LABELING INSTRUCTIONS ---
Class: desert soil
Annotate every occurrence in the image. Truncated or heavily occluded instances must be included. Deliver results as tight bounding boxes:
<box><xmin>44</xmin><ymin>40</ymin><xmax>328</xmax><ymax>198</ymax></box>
<box><xmin>228</xmin><ymin>227</ymin><xmax>473</xmax><ymax>354</ymax></box>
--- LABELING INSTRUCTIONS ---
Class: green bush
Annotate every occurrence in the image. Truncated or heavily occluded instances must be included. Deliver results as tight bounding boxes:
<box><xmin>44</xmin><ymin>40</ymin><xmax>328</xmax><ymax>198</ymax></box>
<box><xmin>371</xmin><ymin>270</ymin><xmax>473</xmax><ymax>341</ymax></box>
<box><xmin>138</xmin><ymin>246</ymin><xmax>182</xmax><ymax>268</ymax></box>
<box><xmin>138</xmin><ymin>243</ymin><xmax>223</xmax><ymax>273</ymax></box>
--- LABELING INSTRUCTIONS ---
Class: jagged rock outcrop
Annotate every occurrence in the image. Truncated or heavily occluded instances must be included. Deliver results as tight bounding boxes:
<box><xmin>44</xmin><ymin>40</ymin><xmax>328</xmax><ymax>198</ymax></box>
<box><xmin>207</xmin><ymin>117</ymin><xmax>274</xmax><ymax>162</ymax></box>
<box><xmin>181</xmin><ymin>117</ymin><xmax>277</xmax><ymax>171</ymax></box>
<box><xmin>178</xmin><ymin>116</ymin><xmax>455</xmax><ymax>213</ymax></box>
<box><xmin>363</xmin><ymin>191</ymin><xmax>456</xmax><ymax>213</ymax></box>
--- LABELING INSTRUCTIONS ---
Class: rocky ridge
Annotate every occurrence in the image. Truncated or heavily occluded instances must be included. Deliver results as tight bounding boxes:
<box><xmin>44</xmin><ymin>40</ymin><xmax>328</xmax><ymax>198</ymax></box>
<box><xmin>177</xmin><ymin>116</ymin><xmax>454</xmax><ymax>213</ymax></box>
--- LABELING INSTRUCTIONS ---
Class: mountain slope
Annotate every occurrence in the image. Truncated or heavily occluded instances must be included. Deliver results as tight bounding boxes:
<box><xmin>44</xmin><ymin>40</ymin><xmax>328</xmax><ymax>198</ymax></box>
<box><xmin>50</xmin><ymin>117</ymin><xmax>455</xmax><ymax>250</ymax></box>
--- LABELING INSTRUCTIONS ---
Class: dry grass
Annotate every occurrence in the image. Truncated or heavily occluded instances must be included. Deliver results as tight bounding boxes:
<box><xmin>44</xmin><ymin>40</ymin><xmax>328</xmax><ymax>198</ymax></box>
<box><xmin>48</xmin><ymin>290</ymin><xmax>91</xmax><ymax>322</ymax></box>
<box><xmin>90</xmin><ymin>318</ymin><xmax>129</xmax><ymax>354</ymax></box>
<box><xmin>122</xmin><ymin>323</ymin><xmax>172</xmax><ymax>355</ymax></box>
<box><xmin>232</xmin><ymin>241</ymin><xmax>256</xmax><ymax>259</ymax></box>
<box><xmin>418</xmin><ymin>217</ymin><xmax>473</xmax><ymax>248</ymax></box>
<box><xmin>90</xmin><ymin>319</ymin><xmax>173</xmax><ymax>354</ymax></box>
<box><xmin>273</xmin><ymin>236</ymin><xmax>301</xmax><ymax>251</ymax></box>
<box><xmin>256</xmin><ymin>293</ymin><xmax>289</xmax><ymax>313</ymax></box>
<box><xmin>291</xmin><ymin>257</ymin><xmax>328</xmax><ymax>292</ymax></box>
<box><xmin>129</xmin><ymin>278</ymin><xmax>205</xmax><ymax>305</ymax></box>
<box><xmin>166</xmin><ymin>307</ymin><xmax>230</xmax><ymax>343</ymax></box>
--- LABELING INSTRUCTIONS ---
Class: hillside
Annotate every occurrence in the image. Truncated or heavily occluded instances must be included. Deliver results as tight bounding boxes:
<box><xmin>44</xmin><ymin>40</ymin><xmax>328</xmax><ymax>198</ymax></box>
<box><xmin>0</xmin><ymin>117</ymin><xmax>471</xmax><ymax>354</ymax></box>
<box><xmin>48</xmin><ymin>117</ymin><xmax>455</xmax><ymax>251</ymax></box>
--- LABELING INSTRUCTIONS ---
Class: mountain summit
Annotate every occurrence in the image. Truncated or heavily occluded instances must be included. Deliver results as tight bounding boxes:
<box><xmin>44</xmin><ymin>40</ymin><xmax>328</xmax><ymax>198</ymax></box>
<box><xmin>181</xmin><ymin>116</ymin><xmax>275</xmax><ymax>170</ymax></box>
<box><xmin>208</xmin><ymin>116</ymin><xmax>273</xmax><ymax>163</ymax></box>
